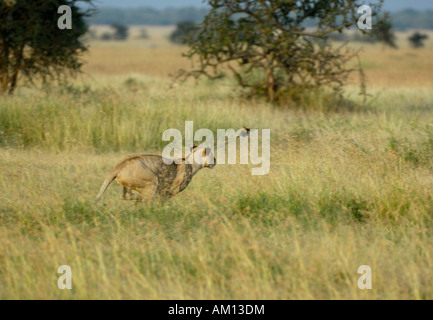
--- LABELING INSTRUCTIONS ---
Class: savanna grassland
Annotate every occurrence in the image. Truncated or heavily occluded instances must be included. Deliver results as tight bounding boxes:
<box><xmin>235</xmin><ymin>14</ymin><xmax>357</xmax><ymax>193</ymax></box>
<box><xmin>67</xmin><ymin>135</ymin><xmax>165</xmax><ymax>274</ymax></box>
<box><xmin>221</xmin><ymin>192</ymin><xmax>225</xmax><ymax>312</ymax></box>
<box><xmin>1</xmin><ymin>27</ymin><xmax>433</xmax><ymax>299</ymax></box>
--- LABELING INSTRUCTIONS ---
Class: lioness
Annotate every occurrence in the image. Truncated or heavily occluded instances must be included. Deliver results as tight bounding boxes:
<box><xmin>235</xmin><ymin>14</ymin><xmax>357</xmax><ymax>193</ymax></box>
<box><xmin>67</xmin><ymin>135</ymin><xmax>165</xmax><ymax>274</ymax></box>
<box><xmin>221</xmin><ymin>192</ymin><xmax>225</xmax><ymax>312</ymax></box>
<box><xmin>96</xmin><ymin>145</ymin><xmax>216</xmax><ymax>203</ymax></box>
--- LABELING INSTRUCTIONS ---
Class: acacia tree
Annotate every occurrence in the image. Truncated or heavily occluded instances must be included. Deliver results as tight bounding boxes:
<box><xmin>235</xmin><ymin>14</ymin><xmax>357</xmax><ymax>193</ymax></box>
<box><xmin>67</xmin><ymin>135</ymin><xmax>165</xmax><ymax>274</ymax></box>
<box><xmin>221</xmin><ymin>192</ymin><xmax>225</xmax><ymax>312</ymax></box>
<box><xmin>408</xmin><ymin>32</ymin><xmax>428</xmax><ymax>49</ymax></box>
<box><xmin>0</xmin><ymin>0</ymin><xmax>93</xmax><ymax>95</ymax></box>
<box><xmin>176</xmin><ymin>0</ymin><xmax>382</xmax><ymax>102</ymax></box>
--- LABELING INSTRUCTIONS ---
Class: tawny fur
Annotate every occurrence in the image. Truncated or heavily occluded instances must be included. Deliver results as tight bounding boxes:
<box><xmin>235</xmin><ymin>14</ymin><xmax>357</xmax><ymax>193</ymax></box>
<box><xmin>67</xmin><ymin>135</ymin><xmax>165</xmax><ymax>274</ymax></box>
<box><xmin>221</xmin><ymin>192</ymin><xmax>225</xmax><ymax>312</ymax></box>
<box><xmin>96</xmin><ymin>147</ymin><xmax>215</xmax><ymax>203</ymax></box>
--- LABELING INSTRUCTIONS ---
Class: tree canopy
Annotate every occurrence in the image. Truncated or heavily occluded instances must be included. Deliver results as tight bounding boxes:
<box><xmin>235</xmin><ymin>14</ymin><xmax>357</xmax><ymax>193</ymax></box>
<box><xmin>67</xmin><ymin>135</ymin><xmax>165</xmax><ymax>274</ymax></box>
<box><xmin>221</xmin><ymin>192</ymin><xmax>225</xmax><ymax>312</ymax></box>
<box><xmin>408</xmin><ymin>32</ymin><xmax>429</xmax><ymax>48</ymax></box>
<box><xmin>176</xmin><ymin>0</ymin><xmax>383</xmax><ymax>102</ymax></box>
<box><xmin>0</xmin><ymin>0</ymin><xmax>93</xmax><ymax>95</ymax></box>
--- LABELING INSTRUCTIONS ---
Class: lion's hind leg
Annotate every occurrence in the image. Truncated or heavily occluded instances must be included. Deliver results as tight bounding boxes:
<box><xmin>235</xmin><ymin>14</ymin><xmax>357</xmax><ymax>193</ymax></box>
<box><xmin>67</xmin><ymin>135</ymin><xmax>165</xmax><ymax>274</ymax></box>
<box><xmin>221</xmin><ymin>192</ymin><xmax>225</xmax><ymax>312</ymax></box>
<box><xmin>126</xmin><ymin>177</ymin><xmax>158</xmax><ymax>204</ymax></box>
<box><xmin>122</xmin><ymin>187</ymin><xmax>143</xmax><ymax>201</ymax></box>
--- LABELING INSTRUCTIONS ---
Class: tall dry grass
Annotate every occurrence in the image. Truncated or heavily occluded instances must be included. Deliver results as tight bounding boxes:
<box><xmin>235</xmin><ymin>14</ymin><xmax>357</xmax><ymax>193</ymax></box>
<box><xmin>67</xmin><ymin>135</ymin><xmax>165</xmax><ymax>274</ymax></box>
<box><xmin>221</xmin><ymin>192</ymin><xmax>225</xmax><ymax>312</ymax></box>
<box><xmin>1</xmin><ymin>27</ymin><xmax>433</xmax><ymax>299</ymax></box>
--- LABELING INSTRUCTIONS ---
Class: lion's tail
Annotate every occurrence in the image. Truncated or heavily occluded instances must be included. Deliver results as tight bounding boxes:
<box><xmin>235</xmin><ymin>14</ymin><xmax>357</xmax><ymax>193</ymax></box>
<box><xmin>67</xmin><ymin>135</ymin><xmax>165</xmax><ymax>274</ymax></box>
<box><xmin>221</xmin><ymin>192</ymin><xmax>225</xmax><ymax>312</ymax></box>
<box><xmin>96</xmin><ymin>169</ymin><xmax>118</xmax><ymax>201</ymax></box>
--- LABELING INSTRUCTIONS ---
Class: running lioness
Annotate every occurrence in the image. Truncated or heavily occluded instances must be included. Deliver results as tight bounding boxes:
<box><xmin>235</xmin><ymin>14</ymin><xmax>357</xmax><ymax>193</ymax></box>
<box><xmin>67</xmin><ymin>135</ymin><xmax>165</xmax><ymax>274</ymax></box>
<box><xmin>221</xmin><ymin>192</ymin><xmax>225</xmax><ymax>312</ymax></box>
<box><xmin>96</xmin><ymin>145</ymin><xmax>216</xmax><ymax>203</ymax></box>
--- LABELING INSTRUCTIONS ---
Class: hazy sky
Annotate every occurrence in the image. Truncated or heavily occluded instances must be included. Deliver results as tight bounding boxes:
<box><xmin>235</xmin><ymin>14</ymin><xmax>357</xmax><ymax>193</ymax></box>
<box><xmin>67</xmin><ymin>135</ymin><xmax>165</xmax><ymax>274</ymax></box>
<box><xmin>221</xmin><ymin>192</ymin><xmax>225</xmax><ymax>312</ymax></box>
<box><xmin>94</xmin><ymin>0</ymin><xmax>433</xmax><ymax>11</ymax></box>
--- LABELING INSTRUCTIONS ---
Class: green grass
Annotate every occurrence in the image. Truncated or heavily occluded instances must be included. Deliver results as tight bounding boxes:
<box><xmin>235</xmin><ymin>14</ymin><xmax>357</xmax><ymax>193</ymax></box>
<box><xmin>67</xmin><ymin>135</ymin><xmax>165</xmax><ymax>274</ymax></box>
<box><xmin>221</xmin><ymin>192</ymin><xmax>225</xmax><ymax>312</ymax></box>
<box><xmin>1</xmin><ymin>77</ymin><xmax>433</xmax><ymax>299</ymax></box>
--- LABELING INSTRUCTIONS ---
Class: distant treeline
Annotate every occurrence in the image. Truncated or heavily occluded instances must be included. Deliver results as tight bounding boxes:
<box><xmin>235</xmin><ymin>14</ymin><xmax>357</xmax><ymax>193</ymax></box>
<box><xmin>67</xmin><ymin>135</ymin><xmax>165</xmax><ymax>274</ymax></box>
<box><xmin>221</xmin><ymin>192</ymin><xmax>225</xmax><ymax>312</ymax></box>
<box><xmin>90</xmin><ymin>7</ymin><xmax>433</xmax><ymax>30</ymax></box>
<box><xmin>392</xmin><ymin>9</ymin><xmax>433</xmax><ymax>30</ymax></box>
<box><xmin>89</xmin><ymin>7</ymin><xmax>208</xmax><ymax>25</ymax></box>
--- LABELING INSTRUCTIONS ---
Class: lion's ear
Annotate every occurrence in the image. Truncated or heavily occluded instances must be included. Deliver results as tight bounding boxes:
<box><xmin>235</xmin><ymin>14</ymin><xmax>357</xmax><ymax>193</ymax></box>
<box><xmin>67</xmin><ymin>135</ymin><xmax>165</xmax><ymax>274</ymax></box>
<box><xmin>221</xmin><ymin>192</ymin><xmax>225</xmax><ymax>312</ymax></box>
<box><xmin>190</xmin><ymin>144</ymin><xmax>198</xmax><ymax>152</ymax></box>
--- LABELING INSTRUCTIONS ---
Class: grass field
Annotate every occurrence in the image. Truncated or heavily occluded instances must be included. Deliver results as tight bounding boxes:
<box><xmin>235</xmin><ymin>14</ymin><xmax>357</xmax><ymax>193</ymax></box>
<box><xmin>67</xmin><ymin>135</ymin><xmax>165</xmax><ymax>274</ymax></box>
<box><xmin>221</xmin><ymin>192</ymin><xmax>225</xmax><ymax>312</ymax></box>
<box><xmin>1</xmin><ymin>26</ymin><xmax>433</xmax><ymax>299</ymax></box>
